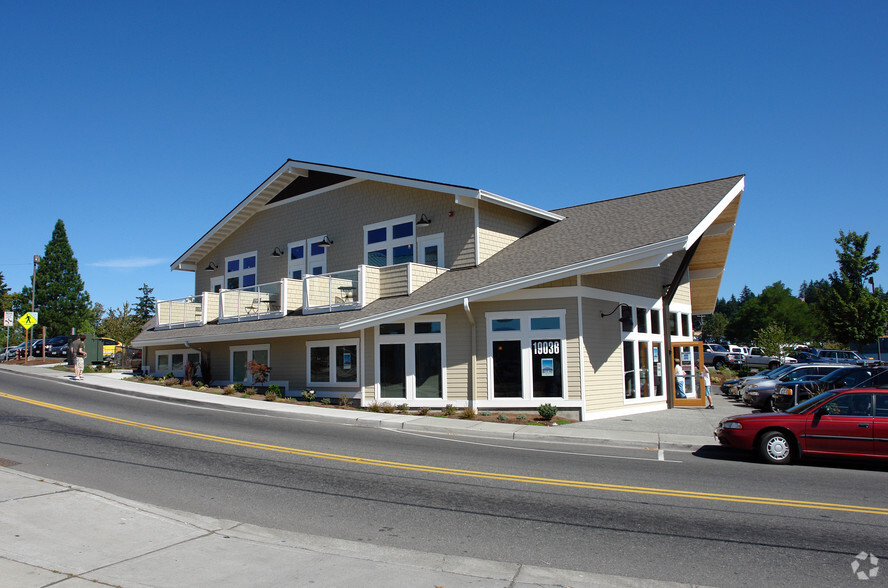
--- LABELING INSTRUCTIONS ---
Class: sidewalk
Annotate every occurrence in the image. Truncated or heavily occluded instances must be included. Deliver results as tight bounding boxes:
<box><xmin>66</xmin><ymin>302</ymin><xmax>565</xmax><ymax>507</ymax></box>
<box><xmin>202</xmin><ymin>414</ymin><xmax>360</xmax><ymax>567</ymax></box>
<box><xmin>0</xmin><ymin>362</ymin><xmax>734</xmax><ymax>587</ymax></box>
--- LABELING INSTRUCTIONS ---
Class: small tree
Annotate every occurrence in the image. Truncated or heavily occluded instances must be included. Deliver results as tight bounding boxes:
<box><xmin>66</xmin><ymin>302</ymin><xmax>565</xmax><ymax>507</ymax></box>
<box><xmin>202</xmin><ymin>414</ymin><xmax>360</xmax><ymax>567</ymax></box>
<box><xmin>755</xmin><ymin>322</ymin><xmax>793</xmax><ymax>361</ymax></box>
<box><xmin>134</xmin><ymin>283</ymin><xmax>156</xmax><ymax>324</ymax></box>
<box><xmin>246</xmin><ymin>360</ymin><xmax>270</xmax><ymax>384</ymax></box>
<box><xmin>701</xmin><ymin>312</ymin><xmax>728</xmax><ymax>343</ymax></box>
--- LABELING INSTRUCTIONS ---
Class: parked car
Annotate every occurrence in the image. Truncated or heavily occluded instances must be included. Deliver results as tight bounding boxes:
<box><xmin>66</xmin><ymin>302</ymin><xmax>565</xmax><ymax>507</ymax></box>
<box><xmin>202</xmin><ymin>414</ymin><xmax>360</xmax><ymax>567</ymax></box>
<box><xmin>741</xmin><ymin>364</ymin><xmax>850</xmax><ymax>410</ymax></box>
<box><xmin>99</xmin><ymin>338</ymin><xmax>125</xmax><ymax>361</ymax></box>
<box><xmin>715</xmin><ymin>387</ymin><xmax>888</xmax><ymax>464</ymax></box>
<box><xmin>31</xmin><ymin>335</ymin><xmax>69</xmax><ymax>358</ymax></box>
<box><xmin>703</xmin><ymin>343</ymin><xmax>742</xmax><ymax>370</ymax></box>
<box><xmin>737</xmin><ymin>346</ymin><xmax>797</xmax><ymax>371</ymax></box>
<box><xmin>724</xmin><ymin>365</ymin><xmax>797</xmax><ymax>398</ymax></box>
<box><xmin>727</xmin><ymin>345</ymin><xmax>748</xmax><ymax>359</ymax></box>
<box><xmin>47</xmin><ymin>337</ymin><xmax>73</xmax><ymax>358</ymax></box>
<box><xmin>1</xmin><ymin>342</ymin><xmax>28</xmax><ymax>361</ymax></box>
<box><xmin>810</xmin><ymin>348</ymin><xmax>873</xmax><ymax>367</ymax></box>
<box><xmin>772</xmin><ymin>366</ymin><xmax>888</xmax><ymax>411</ymax></box>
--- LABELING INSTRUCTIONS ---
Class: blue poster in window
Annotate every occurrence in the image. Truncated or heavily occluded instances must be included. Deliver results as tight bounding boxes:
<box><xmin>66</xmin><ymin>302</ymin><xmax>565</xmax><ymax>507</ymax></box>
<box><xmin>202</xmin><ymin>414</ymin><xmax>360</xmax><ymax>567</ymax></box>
<box><xmin>540</xmin><ymin>358</ymin><xmax>554</xmax><ymax>377</ymax></box>
<box><xmin>342</xmin><ymin>352</ymin><xmax>352</xmax><ymax>371</ymax></box>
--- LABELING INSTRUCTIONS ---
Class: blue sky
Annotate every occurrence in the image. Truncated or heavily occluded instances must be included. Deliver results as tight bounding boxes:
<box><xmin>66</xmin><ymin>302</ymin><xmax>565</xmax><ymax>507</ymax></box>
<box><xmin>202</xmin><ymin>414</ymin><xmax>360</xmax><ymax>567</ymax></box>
<box><xmin>1</xmin><ymin>1</ymin><xmax>886</xmax><ymax>315</ymax></box>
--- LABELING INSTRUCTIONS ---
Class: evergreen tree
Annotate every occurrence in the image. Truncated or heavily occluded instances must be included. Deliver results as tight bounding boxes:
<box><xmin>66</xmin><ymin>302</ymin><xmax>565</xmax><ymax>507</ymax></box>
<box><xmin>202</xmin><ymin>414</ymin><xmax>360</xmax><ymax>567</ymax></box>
<box><xmin>701</xmin><ymin>312</ymin><xmax>728</xmax><ymax>343</ymax></box>
<box><xmin>819</xmin><ymin>231</ymin><xmax>888</xmax><ymax>349</ymax></box>
<box><xmin>102</xmin><ymin>302</ymin><xmax>142</xmax><ymax>345</ymax></box>
<box><xmin>22</xmin><ymin>220</ymin><xmax>92</xmax><ymax>337</ymax></box>
<box><xmin>134</xmin><ymin>283</ymin><xmax>156</xmax><ymax>323</ymax></box>
<box><xmin>0</xmin><ymin>271</ymin><xmax>9</xmax><ymax>313</ymax></box>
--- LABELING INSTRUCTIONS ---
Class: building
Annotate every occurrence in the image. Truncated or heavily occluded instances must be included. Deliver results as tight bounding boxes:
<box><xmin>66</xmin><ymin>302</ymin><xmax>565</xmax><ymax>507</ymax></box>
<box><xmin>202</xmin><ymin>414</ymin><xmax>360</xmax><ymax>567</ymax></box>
<box><xmin>132</xmin><ymin>160</ymin><xmax>743</xmax><ymax>420</ymax></box>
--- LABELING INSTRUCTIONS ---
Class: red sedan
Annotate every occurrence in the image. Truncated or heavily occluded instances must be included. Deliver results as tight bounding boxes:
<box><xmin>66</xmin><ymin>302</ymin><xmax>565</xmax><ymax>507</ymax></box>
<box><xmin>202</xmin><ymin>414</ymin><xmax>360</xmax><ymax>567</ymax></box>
<box><xmin>715</xmin><ymin>388</ymin><xmax>888</xmax><ymax>464</ymax></box>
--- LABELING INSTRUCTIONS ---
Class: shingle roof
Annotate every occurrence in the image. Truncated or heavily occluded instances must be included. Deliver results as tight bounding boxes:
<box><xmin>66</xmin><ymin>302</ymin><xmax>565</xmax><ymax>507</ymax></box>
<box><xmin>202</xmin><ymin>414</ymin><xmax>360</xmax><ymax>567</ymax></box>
<box><xmin>135</xmin><ymin>175</ymin><xmax>743</xmax><ymax>346</ymax></box>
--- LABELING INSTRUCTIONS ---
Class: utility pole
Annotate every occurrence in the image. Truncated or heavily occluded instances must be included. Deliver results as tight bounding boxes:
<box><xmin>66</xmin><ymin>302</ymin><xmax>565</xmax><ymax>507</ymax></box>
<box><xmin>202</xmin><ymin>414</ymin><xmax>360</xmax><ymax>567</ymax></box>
<box><xmin>26</xmin><ymin>255</ymin><xmax>38</xmax><ymax>362</ymax></box>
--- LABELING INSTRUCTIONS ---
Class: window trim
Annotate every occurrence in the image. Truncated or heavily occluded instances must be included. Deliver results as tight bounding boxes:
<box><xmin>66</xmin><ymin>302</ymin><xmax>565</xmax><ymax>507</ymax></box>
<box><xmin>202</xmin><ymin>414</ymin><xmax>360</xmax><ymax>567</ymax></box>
<box><xmin>306</xmin><ymin>338</ymin><xmax>360</xmax><ymax>387</ymax></box>
<box><xmin>619</xmin><ymin>303</ymin><xmax>667</xmax><ymax>404</ymax></box>
<box><xmin>229</xmin><ymin>343</ymin><xmax>270</xmax><ymax>385</ymax></box>
<box><xmin>224</xmin><ymin>251</ymin><xmax>258</xmax><ymax>290</ymax></box>
<box><xmin>364</xmin><ymin>215</ymin><xmax>416</xmax><ymax>267</ymax></box>
<box><xmin>155</xmin><ymin>348</ymin><xmax>201</xmax><ymax>378</ymax></box>
<box><xmin>374</xmin><ymin>315</ymin><xmax>447</xmax><ymax>403</ymax></box>
<box><xmin>486</xmin><ymin>309</ymin><xmax>567</xmax><ymax>402</ymax></box>
<box><xmin>416</xmin><ymin>232</ymin><xmax>445</xmax><ymax>267</ymax></box>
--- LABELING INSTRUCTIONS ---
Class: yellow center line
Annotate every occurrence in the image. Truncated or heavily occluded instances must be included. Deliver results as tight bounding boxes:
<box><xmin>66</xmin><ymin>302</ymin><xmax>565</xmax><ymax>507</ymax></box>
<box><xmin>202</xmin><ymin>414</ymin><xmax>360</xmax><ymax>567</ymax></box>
<box><xmin>3</xmin><ymin>391</ymin><xmax>887</xmax><ymax>516</ymax></box>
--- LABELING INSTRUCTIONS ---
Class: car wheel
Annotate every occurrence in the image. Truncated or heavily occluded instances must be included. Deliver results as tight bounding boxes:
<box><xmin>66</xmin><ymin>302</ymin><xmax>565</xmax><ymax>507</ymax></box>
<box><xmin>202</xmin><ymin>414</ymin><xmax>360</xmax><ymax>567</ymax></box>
<box><xmin>714</xmin><ymin>358</ymin><xmax>726</xmax><ymax>370</ymax></box>
<box><xmin>768</xmin><ymin>361</ymin><xmax>779</xmax><ymax>370</ymax></box>
<box><xmin>759</xmin><ymin>431</ymin><xmax>793</xmax><ymax>465</ymax></box>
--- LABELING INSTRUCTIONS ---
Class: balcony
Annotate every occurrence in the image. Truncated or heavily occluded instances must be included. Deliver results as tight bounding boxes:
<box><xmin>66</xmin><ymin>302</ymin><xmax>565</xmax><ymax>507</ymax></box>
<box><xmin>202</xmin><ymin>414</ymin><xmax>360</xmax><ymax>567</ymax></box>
<box><xmin>219</xmin><ymin>278</ymin><xmax>302</xmax><ymax>323</ymax></box>
<box><xmin>154</xmin><ymin>263</ymin><xmax>447</xmax><ymax>328</ymax></box>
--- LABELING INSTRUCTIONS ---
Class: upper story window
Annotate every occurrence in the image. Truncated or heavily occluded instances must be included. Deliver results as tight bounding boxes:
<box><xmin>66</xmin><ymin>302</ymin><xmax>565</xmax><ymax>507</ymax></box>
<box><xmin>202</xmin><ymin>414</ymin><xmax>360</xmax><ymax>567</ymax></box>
<box><xmin>225</xmin><ymin>252</ymin><xmax>257</xmax><ymax>290</ymax></box>
<box><xmin>364</xmin><ymin>216</ymin><xmax>415</xmax><ymax>267</ymax></box>
<box><xmin>288</xmin><ymin>236</ymin><xmax>327</xmax><ymax>279</ymax></box>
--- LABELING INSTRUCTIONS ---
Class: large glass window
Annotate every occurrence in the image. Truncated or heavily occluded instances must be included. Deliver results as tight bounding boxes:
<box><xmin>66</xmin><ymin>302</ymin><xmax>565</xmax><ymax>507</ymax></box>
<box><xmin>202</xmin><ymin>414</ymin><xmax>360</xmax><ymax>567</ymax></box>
<box><xmin>155</xmin><ymin>350</ymin><xmax>200</xmax><ymax>378</ymax></box>
<box><xmin>364</xmin><ymin>216</ymin><xmax>416</xmax><ymax>267</ymax></box>
<box><xmin>225</xmin><ymin>252</ymin><xmax>258</xmax><ymax>290</ymax></box>
<box><xmin>488</xmin><ymin>311</ymin><xmax>567</xmax><ymax>400</ymax></box>
<box><xmin>376</xmin><ymin>316</ymin><xmax>446</xmax><ymax>401</ymax></box>
<box><xmin>288</xmin><ymin>237</ymin><xmax>326</xmax><ymax>279</ymax></box>
<box><xmin>307</xmin><ymin>340</ymin><xmax>359</xmax><ymax>387</ymax></box>
<box><xmin>620</xmin><ymin>304</ymin><xmax>665</xmax><ymax>402</ymax></box>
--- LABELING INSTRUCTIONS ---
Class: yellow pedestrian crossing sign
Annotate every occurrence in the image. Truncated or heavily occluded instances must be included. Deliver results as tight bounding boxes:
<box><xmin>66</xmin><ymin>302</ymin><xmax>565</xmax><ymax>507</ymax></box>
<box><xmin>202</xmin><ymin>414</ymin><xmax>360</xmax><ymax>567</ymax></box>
<box><xmin>18</xmin><ymin>312</ymin><xmax>38</xmax><ymax>329</ymax></box>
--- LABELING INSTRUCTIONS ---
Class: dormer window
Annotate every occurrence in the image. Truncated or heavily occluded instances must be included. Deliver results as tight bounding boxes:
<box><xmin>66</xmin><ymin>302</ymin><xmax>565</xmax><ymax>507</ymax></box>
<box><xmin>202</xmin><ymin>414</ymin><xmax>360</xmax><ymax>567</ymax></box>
<box><xmin>364</xmin><ymin>216</ymin><xmax>415</xmax><ymax>267</ymax></box>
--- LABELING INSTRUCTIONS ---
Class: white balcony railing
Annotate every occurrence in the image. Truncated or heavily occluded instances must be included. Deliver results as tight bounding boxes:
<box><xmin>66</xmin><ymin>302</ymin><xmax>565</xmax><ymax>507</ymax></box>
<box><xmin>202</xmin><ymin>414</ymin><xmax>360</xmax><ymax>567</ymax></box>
<box><xmin>303</xmin><ymin>269</ymin><xmax>361</xmax><ymax>314</ymax></box>
<box><xmin>220</xmin><ymin>279</ymin><xmax>289</xmax><ymax>322</ymax></box>
<box><xmin>155</xmin><ymin>295</ymin><xmax>204</xmax><ymax>329</ymax></box>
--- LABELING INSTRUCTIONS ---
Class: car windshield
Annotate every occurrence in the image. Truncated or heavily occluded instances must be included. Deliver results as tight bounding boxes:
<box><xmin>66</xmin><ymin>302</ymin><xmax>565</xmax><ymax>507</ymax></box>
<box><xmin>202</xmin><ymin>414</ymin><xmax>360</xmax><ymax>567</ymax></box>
<box><xmin>820</xmin><ymin>368</ymin><xmax>859</xmax><ymax>384</ymax></box>
<box><xmin>709</xmin><ymin>344</ymin><xmax>728</xmax><ymax>352</ymax></box>
<box><xmin>786</xmin><ymin>389</ymin><xmax>841</xmax><ymax>414</ymax></box>
<box><xmin>851</xmin><ymin>369</ymin><xmax>888</xmax><ymax>389</ymax></box>
<box><xmin>766</xmin><ymin>365</ymin><xmax>795</xmax><ymax>378</ymax></box>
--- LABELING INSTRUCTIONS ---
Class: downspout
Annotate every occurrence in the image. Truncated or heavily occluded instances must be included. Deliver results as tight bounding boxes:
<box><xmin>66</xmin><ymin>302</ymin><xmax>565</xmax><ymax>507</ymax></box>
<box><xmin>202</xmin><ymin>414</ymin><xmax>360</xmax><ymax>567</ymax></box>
<box><xmin>662</xmin><ymin>238</ymin><xmax>701</xmax><ymax>409</ymax></box>
<box><xmin>463</xmin><ymin>297</ymin><xmax>476</xmax><ymax>409</ymax></box>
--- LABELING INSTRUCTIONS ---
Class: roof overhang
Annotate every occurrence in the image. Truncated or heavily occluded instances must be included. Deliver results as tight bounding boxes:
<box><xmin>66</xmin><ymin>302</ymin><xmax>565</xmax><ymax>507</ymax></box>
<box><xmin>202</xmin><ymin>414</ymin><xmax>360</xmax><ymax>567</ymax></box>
<box><xmin>171</xmin><ymin>160</ymin><xmax>562</xmax><ymax>272</ymax></box>
<box><xmin>685</xmin><ymin>176</ymin><xmax>744</xmax><ymax>314</ymax></box>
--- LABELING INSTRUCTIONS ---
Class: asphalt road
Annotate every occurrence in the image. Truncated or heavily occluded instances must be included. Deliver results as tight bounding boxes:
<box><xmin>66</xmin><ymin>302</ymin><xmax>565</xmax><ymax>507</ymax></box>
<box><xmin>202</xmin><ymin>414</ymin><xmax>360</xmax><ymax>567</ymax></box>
<box><xmin>1</xmin><ymin>370</ymin><xmax>886</xmax><ymax>587</ymax></box>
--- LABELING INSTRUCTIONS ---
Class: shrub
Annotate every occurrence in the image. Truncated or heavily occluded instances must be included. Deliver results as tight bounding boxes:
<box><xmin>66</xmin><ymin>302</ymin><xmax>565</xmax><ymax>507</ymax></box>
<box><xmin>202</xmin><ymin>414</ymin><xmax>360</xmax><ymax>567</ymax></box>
<box><xmin>339</xmin><ymin>393</ymin><xmax>351</xmax><ymax>408</ymax></box>
<box><xmin>481</xmin><ymin>411</ymin><xmax>492</xmax><ymax>417</ymax></box>
<box><xmin>538</xmin><ymin>403</ymin><xmax>558</xmax><ymax>420</ymax></box>
<box><xmin>267</xmin><ymin>384</ymin><xmax>282</xmax><ymax>398</ymax></box>
<box><xmin>368</xmin><ymin>402</ymin><xmax>382</xmax><ymax>413</ymax></box>
<box><xmin>418</xmin><ymin>406</ymin><xmax>431</xmax><ymax>415</ymax></box>
<box><xmin>460</xmin><ymin>407</ymin><xmax>477</xmax><ymax>420</ymax></box>
<box><xmin>222</xmin><ymin>385</ymin><xmax>236</xmax><ymax>395</ymax></box>
<box><xmin>321</xmin><ymin>397</ymin><xmax>331</xmax><ymax>405</ymax></box>
<box><xmin>246</xmin><ymin>360</ymin><xmax>270</xmax><ymax>384</ymax></box>
<box><xmin>497</xmin><ymin>413</ymin><xmax>508</xmax><ymax>421</ymax></box>
<box><xmin>233</xmin><ymin>382</ymin><xmax>245</xmax><ymax>394</ymax></box>
<box><xmin>163</xmin><ymin>377</ymin><xmax>179</xmax><ymax>387</ymax></box>
<box><xmin>302</xmin><ymin>389</ymin><xmax>316</xmax><ymax>402</ymax></box>
<box><xmin>192</xmin><ymin>380</ymin><xmax>204</xmax><ymax>388</ymax></box>
<box><xmin>396</xmin><ymin>403</ymin><xmax>409</xmax><ymax>414</ymax></box>
<box><xmin>165</xmin><ymin>372</ymin><xmax>175</xmax><ymax>380</ymax></box>
<box><xmin>264</xmin><ymin>391</ymin><xmax>277</xmax><ymax>402</ymax></box>
<box><xmin>442</xmin><ymin>404</ymin><xmax>457</xmax><ymax>416</ymax></box>
<box><xmin>182</xmin><ymin>379</ymin><xmax>193</xmax><ymax>387</ymax></box>
<box><xmin>516</xmin><ymin>414</ymin><xmax>527</xmax><ymax>421</ymax></box>
<box><xmin>381</xmin><ymin>402</ymin><xmax>396</xmax><ymax>413</ymax></box>
<box><xmin>245</xmin><ymin>387</ymin><xmax>257</xmax><ymax>396</ymax></box>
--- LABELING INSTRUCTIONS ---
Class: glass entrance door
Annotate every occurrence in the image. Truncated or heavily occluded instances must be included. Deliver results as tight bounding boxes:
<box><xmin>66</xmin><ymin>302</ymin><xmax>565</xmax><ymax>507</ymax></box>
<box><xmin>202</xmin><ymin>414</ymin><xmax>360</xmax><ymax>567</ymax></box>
<box><xmin>672</xmin><ymin>342</ymin><xmax>705</xmax><ymax>407</ymax></box>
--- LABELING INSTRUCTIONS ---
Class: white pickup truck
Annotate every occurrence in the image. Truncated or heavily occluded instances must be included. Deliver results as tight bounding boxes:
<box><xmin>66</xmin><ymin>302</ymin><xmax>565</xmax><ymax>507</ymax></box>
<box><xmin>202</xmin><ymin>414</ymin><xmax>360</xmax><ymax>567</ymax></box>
<box><xmin>733</xmin><ymin>346</ymin><xmax>797</xmax><ymax>370</ymax></box>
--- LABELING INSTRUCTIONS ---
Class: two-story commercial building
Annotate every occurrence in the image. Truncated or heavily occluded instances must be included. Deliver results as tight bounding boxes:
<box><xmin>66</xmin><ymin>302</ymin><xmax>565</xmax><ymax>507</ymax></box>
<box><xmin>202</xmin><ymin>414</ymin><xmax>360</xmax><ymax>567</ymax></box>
<box><xmin>132</xmin><ymin>160</ymin><xmax>743</xmax><ymax>420</ymax></box>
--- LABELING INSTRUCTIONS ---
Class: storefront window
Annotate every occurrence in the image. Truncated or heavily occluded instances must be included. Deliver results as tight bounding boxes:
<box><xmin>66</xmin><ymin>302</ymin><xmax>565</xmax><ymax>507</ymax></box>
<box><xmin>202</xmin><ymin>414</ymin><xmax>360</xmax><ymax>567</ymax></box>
<box><xmin>488</xmin><ymin>311</ymin><xmax>566</xmax><ymax>401</ymax></box>
<box><xmin>376</xmin><ymin>317</ymin><xmax>446</xmax><ymax>401</ymax></box>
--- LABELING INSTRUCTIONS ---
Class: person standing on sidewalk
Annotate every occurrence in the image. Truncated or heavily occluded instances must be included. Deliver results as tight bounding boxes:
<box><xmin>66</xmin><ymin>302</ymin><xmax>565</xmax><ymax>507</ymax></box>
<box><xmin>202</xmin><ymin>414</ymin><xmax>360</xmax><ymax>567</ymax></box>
<box><xmin>70</xmin><ymin>335</ymin><xmax>86</xmax><ymax>380</ymax></box>
<box><xmin>703</xmin><ymin>367</ymin><xmax>713</xmax><ymax>408</ymax></box>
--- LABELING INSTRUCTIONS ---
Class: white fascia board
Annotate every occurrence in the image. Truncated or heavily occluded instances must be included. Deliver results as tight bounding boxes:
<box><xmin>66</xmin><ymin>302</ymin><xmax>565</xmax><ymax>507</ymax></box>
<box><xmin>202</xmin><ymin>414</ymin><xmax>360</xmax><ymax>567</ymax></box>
<box><xmin>685</xmin><ymin>176</ymin><xmax>744</xmax><ymax>250</ymax></box>
<box><xmin>170</xmin><ymin>162</ymin><xmax>306</xmax><ymax>271</ymax></box>
<box><xmin>338</xmin><ymin>237</ymin><xmax>686</xmax><ymax>330</ymax></box>
<box><xmin>137</xmin><ymin>323</ymin><xmax>361</xmax><ymax>347</ymax></box>
<box><xmin>477</xmin><ymin>190</ymin><xmax>565</xmax><ymax>222</ymax></box>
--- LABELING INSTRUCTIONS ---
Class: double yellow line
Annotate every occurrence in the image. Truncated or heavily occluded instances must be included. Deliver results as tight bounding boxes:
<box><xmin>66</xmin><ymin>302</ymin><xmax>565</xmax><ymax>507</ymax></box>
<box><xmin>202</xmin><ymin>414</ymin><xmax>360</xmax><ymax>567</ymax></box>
<box><xmin>3</xmin><ymin>390</ymin><xmax>887</xmax><ymax>516</ymax></box>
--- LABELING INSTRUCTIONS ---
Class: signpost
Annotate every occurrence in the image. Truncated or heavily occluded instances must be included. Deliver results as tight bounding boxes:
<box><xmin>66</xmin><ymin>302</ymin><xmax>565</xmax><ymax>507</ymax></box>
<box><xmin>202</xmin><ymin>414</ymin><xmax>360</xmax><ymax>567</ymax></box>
<box><xmin>3</xmin><ymin>311</ymin><xmax>12</xmax><ymax>357</ymax></box>
<box><xmin>18</xmin><ymin>312</ymin><xmax>38</xmax><ymax>362</ymax></box>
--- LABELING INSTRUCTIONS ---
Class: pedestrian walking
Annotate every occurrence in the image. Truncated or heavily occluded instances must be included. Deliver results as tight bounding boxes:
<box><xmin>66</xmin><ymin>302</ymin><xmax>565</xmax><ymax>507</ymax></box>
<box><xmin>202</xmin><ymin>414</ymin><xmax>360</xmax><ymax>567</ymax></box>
<box><xmin>71</xmin><ymin>335</ymin><xmax>86</xmax><ymax>380</ymax></box>
<box><xmin>703</xmin><ymin>367</ymin><xmax>713</xmax><ymax>408</ymax></box>
<box><xmin>675</xmin><ymin>362</ymin><xmax>686</xmax><ymax>398</ymax></box>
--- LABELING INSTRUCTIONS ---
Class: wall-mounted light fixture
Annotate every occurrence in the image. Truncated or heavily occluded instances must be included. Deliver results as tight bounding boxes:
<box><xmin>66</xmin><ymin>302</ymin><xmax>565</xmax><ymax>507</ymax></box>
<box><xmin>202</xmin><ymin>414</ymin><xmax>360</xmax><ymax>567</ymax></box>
<box><xmin>204</xmin><ymin>262</ymin><xmax>218</xmax><ymax>271</ymax></box>
<box><xmin>416</xmin><ymin>213</ymin><xmax>432</xmax><ymax>228</ymax></box>
<box><xmin>601</xmin><ymin>302</ymin><xmax>634</xmax><ymax>329</ymax></box>
<box><xmin>271</xmin><ymin>246</ymin><xmax>284</xmax><ymax>257</ymax></box>
<box><xmin>318</xmin><ymin>235</ymin><xmax>333</xmax><ymax>248</ymax></box>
